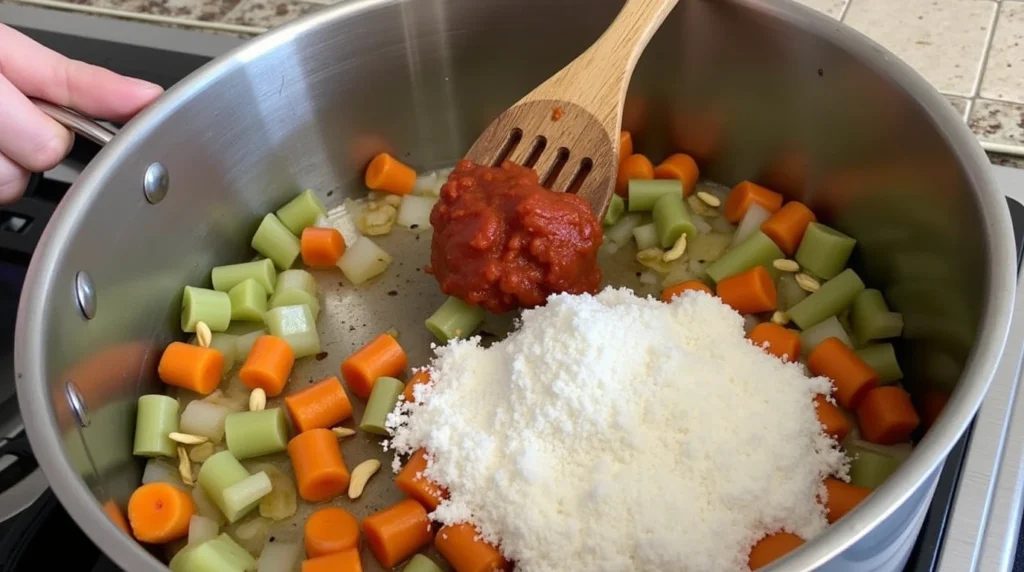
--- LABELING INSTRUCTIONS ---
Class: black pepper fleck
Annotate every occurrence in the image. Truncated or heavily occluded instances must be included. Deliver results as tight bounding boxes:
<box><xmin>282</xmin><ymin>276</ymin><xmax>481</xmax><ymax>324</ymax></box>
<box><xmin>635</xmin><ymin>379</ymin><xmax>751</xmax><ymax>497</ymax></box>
<box><xmin>635</xmin><ymin>272</ymin><xmax>642</xmax><ymax>278</ymax></box>
<box><xmin>698</xmin><ymin>259</ymin><xmax>706</xmax><ymax>264</ymax></box>
<box><xmin>327</xmin><ymin>190</ymin><xmax>334</xmax><ymax>197</ymax></box>
<box><xmin>410</xmin><ymin>224</ymin><xmax>420</xmax><ymax>230</ymax></box>
<box><xmin>315</xmin><ymin>352</ymin><xmax>329</xmax><ymax>361</ymax></box>
<box><xmin>387</xmin><ymin>290</ymin><xmax>398</xmax><ymax>297</ymax></box>
<box><xmin>817</xmin><ymin>68</ymin><xmax>824</xmax><ymax>77</ymax></box>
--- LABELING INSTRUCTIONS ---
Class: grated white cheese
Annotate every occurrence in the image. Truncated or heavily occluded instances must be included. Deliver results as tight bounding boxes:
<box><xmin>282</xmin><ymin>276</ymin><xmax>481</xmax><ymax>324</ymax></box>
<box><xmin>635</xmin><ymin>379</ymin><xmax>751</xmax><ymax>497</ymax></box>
<box><xmin>387</xmin><ymin>287</ymin><xmax>848</xmax><ymax>572</ymax></box>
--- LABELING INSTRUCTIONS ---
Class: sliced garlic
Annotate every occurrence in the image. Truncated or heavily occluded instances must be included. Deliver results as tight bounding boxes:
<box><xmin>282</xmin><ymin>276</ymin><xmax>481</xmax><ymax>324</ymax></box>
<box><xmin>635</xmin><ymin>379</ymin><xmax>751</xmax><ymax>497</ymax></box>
<box><xmin>772</xmin><ymin>259</ymin><xmax>800</xmax><ymax>272</ymax></box>
<box><xmin>169</xmin><ymin>432</ymin><xmax>209</xmax><ymax>445</ymax></box>
<box><xmin>770</xmin><ymin>311</ymin><xmax>790</xmax><ymax>326</ymax></box>
<box><xmin>177</xmin><ymin>446</ymin><xmax>194</xmax><ymax>486</ymax></box>
<box><xmin>358</xmin><ymin>204</ymin><xmax>398</xmax><ymax>236</ymax></box>
<box><xmin>795</xmin><ymin>273</ymin><xmax>821</xmax><ymax>293</ymax></box>
<box><xmin>195</xmin><ymin>321</ymin><xmax>212</xmax><ymax>349</ymax></box>
<box><xmin>332</xmin><ymin>427</ymin><xmax>356</xmax><ymax>438</ymax></box>
<box><xmin>347</xmin><ymin>459</ymin><xmax>382</xmax><ymax>499</ymax></box>
<box><xmin>696</xmin><ymin>191</ymin><xmax>721</xmax><ymax>208</ymax></box>
<box><xmin>662</xmin><ymin>234</ymin><xmax>688</xmax><ymax>262</ymax></box>
<box><xmin>189</xmin><ymin>442</ymin><xmax>215</xmax><ymax>463</ymax></box>
<box><xmin>249</xmin><ymin>388</ymin><xmax>267</xmax><ymax>412</ymax></box>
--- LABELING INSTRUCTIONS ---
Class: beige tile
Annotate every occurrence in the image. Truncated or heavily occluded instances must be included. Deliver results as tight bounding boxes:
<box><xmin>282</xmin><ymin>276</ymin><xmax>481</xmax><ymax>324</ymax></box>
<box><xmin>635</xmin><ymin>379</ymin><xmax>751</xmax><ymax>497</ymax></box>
<box><xmin>791</xmin><ymin>0</ymin><xmax>847</xmax><ymax>19</ymax></box>
<box><xmin>947</xmin><ymin>94</ymin><xmax>970</xmax><ymax>120</ymax></box>
<box><xmin>980</xmin><ymin>2</ymin><xmax>1024</xmax><ymax>103</ymax></box>
<box><xmin>989</xmin><ymin>152</ymin><xmax>1024</xmax><ymax>169</ymax></box>
<box><xmin>844</xmin><ymin>0</ymin><xmax>997</xmax><ymax>96</ymax></box>
<box><xmin>62</xmin><ymin>0</ymin><xmax>241</xmax><ymax>21</ymax></box>
<box><xmin>969</xmin><ymin>99</ymin><xmax>1024</xmax><ymax>147</ymax></box>
<box><xmin>220</xmin><ymin>0</ymin><xmax>321</xmax><ymax>28</ymax></box>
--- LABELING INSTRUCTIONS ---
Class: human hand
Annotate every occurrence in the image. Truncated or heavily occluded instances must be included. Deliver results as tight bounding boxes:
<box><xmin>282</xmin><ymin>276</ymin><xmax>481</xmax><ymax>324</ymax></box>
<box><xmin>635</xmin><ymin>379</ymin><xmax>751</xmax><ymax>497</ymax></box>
<box><xmin>0</xmin><ymin>24</ymin><xmax>164</xmax><ymax>203</ymax></box>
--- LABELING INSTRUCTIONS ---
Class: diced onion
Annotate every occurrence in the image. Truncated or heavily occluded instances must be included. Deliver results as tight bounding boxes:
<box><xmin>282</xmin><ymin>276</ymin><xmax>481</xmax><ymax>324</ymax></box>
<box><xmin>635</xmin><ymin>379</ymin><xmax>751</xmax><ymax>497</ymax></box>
<box><xmin>142</xmin><ymin>459</ymin><xmax>186</xmax><ymax>490</ymax></box>
<box><xmin>662</xmin><ymin>265</ymin><xmax>696</xmax><ymax>288</ymax></box>
<box><xmin>638</xmin><ymin>272</ymin><xmax>658</xmax><ymax>286</ymax></box>
<box><xmin>257</xmin><ymin>465</ymin><xmax>297</xmax><ymax>521</ymax></box>
<box><xmin>256</xmin><ymin>542</ymin><xmax>301</xmax><ymax>572</ymax></box>
<box><xmin>777</xmin><ymin>273</ymin><xmax>809</xmax><ymax>311</ymax></box>
<box><xmin>693</xmin><ymin>216</ymin><xmax>712</xmax><ymax>235</ymax></box>
<box><xmin>188</xmin><ymin>515</ymin><xmax>219</xmax><ymax>546</ymax></box>
<box><xmin>233</xmin><ymin>517</ymin><xmax>271</xmax><ymax>556</ymax></box>
<box><xmin>709</xmin><ymin>214</ymin><xmax>734</xmax><ymax>234</ymax></box>
<box><xmin>180</xmin><ymin>400</ymin><xmax>231</xmax><ymax>442</ymax></box>
<box><xmin>731</xmin><ymin>203</ymin><xmax>771</xmax><ymax>247</ymax></box>
<box><xmin>605</xmin><ymin>213</ymin><xmax>644</xmax><ymax>247</ymax></box>
<box><xmin>192</xmin><ymin>482</ymin><xmax>227</xmax><ymax>525</ymax></box>
<box><xmin>743</xmin><ymin>314</ymin><xmax>760</xmax><ymax>335</ymax></box>
<box><xmin>337</xmin><ymin>237</ymin><xmax>392</xmax><ymax>285</ymax></box>
<box><xmin>317</xmin><ymin>202</ymin><xmax>362</xmax><ymax>247</ymax></box>
<box><xmin>847</xmin><ymin>438</ymin><xmax>914</xmax><ymax>462</ymax></box>
<box><xmin>800</xmin><ymin>316</ymin><xmax>853</xmax><ymax>356</ymax></box>
<box><xmin>413</xmin><ymin>172</ymin><xmax>443</xmax><ymax>197</ymax></box>
<box><xmin>397</xmin><ymin>195</ymin><xmax>437</xmax><ymax>230</ymax></box>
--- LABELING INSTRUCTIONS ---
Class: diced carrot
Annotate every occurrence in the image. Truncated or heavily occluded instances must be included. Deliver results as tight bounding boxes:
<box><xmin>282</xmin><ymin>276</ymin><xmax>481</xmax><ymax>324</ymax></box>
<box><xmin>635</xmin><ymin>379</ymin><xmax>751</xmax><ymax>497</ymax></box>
<box><xmin>724</xmin><ymin>181</ymin><xmax>784</xmax><ymax>223</ymax></box>
<box><xmin>287</xmin><ymin>428</ymin><xmax>350</xmax><ymax>502</ymax></box>
<box><xmin>301</xmin><ymin>227</ymin><xmax>347</xmax><ymax>269</ymax></box>
<box><xmin>103</xmin><ymin>499</ymin><xmax>130</xmax><ymax>536</ymax></box>
<box><xmin>618</xmin><ymin>131</ymin><xmax>633</xmax><ymax>166</ymax></box>
<box><xmin>660</xmin><ymin>280</ymin><xmax>714</xmax><ymax>303</ymax></box>
<box><xmin>302</xmin><ymin>549</ymin><xmax>362</xmax><ymax>572</ymax></box>
<box><xmin>807</xmin><ymin>337</ymin><xmax>879</xmax><ymax>409</ymax></box>
<box><xmin>157</xmin><ymin>342</ymin><xmax>224</xmax><ymax>395</ymax></box>
<box><xmin>285</xmin><ymin>376</ymin><xmax>353</xmax><ymax>433</ymax></box>
<box><xmin>920</xmin><ymin>390</ymin><xmax>950</xmax><ymax>429</ymax></box>
<box><xmin>341</xmin><ymin>333</ymin><xmax>408</xmax><ymax>399</ymax></box>
<box><xmin>615</xmin><ymin>153</ymin><xmax>654</xmax><ymax>197</ymax></box>
<box><xmin>365</xmin><ymin>152</ymin><xmax>416</xmax><ymax>195</ymax></box>
<box><xmin>856</xmin><ymin>386</ymin><xmax>920</xmax><ymax>445</ymax></box>
<box><xmin>395</xmin><ymin>449</ymin><xmax>449</xmax><ymax>510</ymax></box>
<box><xmin>435</xmin><ymin>522</ymin><xmax>511</xmax><ymax>572</ymax></box>
<box><xmin>305</xmin><ymin>507</ymin><xmax>360</xmax><ymax>557</ymax></box>
<box><xmin>653</xmin><ymin>153</ymin><xmax>700</xmax><ymax>196</ymax></box>
<box><xmin>823</xmin><ymin>478</ymin><xmax>871</xmax><ymax>523</ymax></box>
<box><xmin>748</xmin><ymin>322</ymin><xmax>800</xmax><ymax>362</ymax></box>
<box><xmin>239</xmin><ymin>335</ymin><xmax>295</xmax><ymax>397</ymax></box>
<box><xmin>760</xmin><ymin>201</ymin><xmax>817</xmax><ymax>256</ymax></box>
<box><xmin>403</xmin><ymin>370</ymin><xmax>432</xmax><ymax>404</ymax></box>
<box><xmin>363</xmin><ymin>499</ymin><xmax>434</xmax><ymax>568</ymax></box>
<box><xmin>126</xmin><ymin>482</ymin><xmax>195</xmax><ymax>544</ymax></box>
<box><xmin>748</xmin><ymin>532</ymin><xmax>804</xmax><ymax>570</ymax></box>
<box><xmin>716</xmin><ymin>266</ymin><xmax>777</xmax><ymax>315</ymax></box>
<box><xmin>814</xmin><ymin>395</ymin><xmax>851</xmax><ymax>442</ymax></box>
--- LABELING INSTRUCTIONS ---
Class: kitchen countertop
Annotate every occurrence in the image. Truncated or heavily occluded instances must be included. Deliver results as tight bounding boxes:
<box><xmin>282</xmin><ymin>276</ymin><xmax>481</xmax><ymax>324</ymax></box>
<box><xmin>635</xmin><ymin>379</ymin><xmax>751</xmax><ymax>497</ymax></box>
<box><xmin>2</xmin><ymin>0</ymin><xmax>1024</xmax><ymax>168</ymax></box>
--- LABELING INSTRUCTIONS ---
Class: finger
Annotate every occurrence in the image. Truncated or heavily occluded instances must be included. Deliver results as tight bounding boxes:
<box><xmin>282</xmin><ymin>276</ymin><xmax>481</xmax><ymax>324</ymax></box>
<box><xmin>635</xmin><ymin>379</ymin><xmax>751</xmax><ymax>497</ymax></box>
<box><xmin>0</xmin><ymin>24</ymin><xmax>162</xmax><ymax>122</ymax></box>
<box><xmin>0</xmin><ymin>151</ymin><xmax>31</xmax><ymax>205</ymax></box>
<box><xmin>0</xmin><ymin>73</ymin><xmax>72</xmax><ymax>173</ymax></box>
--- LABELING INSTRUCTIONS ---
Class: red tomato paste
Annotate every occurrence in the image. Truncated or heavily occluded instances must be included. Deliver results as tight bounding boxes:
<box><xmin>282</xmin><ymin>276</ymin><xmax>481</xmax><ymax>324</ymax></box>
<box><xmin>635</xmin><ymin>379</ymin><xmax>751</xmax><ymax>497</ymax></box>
<box><xmin>428</xmin><ymin>160</ymin><xmax>603</xmax><ymax>313</ymax></box>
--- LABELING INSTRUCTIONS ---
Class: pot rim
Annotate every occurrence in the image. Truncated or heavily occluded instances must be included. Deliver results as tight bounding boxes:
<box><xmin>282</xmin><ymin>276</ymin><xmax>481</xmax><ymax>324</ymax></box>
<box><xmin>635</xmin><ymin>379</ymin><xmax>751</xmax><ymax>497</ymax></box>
<box><xmin>13</xmin><ymin>0</ymin><xmax>1017</xmax><ymax>570</ymax></box>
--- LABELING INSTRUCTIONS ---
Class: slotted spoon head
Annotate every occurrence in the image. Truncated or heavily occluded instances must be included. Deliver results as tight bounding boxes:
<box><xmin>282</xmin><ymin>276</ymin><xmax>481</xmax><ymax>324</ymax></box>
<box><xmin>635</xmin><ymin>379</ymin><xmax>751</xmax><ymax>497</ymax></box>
<box><xmin>462</xmin><ymin>0</ymin><xmax>680</xmax><ymax>220</ymax></box>
<box><xmin>465</xmin><ymin>99</ymin><xmax>619</xmax><ymax>217</ymax></box>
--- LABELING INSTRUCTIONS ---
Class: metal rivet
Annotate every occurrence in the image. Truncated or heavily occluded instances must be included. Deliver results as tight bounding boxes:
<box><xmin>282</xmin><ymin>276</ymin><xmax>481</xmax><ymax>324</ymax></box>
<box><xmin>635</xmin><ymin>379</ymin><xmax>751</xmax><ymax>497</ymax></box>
<box><xmin>65</xmin><ymin>381</ymin><xmax>89</xmax><ymax>428</ymax></box>
<box><xmin>143</xmin><ymin>163</ymin><xmax>169</xmax><ymax>204</ymax></box>
<box><xmin>74</xmin><ymin>271</ymin><xmax>96</xmax><ymax>320</ymax></box>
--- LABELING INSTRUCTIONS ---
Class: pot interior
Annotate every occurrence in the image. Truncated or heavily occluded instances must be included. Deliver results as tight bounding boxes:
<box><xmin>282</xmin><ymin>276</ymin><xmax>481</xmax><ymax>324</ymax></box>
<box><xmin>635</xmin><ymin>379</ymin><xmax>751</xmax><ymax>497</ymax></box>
<box><xmin>17</xmin><ymin>0</ymin><xmax>1006</xmax><ymax>569</ymax></box>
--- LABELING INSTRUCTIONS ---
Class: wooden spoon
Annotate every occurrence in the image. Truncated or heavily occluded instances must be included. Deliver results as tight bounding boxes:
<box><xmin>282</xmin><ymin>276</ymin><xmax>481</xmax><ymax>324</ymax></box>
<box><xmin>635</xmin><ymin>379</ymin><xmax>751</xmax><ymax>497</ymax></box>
<box><xmin>464</xmin><ymin>0</ymin><xmax>680</xmax><ymax>217</ymax></box>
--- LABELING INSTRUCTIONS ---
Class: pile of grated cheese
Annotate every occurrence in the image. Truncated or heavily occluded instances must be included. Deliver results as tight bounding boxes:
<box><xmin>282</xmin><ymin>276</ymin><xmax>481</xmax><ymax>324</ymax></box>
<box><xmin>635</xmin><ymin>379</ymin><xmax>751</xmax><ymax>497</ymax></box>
<box><xmin>386</xmin><ymin>287</ymin><xmax>848</xmax><ymax>572</ymax></box>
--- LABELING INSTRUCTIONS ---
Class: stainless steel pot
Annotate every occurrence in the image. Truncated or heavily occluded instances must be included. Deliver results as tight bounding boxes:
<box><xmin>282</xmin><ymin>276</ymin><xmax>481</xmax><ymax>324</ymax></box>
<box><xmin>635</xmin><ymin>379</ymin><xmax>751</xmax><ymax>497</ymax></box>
<box><xmin>14</xmin><ymin>0</ymin><xmax>1017</xmax><ymax>570</ymax></box>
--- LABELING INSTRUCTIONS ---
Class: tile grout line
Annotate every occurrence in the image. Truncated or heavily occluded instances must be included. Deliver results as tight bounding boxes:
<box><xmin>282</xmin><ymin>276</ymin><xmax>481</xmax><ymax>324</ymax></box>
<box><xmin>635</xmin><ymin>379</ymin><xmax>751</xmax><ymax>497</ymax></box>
<box><xmin>969</xmin><ymin>0</ymin><xmax>1003</xmax><ymax>100</ymax></box>
<box><xmin>838</xmin><ymin>0</ymin><xmax>852</xmax><ymax>22</ymax></box>
<box><xmin>969</xmin><ymin>2</ymin><xmax>1024</xmax><ymax>158</ymax></box>
<box><xmin>9</xmin><ymin>0</ymin><xmax>267</xmax><ymax>34</ymax></box>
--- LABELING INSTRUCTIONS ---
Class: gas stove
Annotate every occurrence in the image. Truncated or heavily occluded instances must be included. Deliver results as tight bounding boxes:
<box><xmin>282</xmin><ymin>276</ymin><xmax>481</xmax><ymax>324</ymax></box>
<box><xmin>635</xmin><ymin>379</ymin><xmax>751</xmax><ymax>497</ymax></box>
<box><xmin>2</xmin><ymin>3</ymin><xmax>1024</xmax><ymax>571</ymax></box>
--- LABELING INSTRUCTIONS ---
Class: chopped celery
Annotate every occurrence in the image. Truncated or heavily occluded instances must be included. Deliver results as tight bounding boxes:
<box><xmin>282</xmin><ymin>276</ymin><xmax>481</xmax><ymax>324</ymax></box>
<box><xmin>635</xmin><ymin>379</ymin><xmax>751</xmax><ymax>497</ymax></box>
<box><xmin>847</xmin><ymin>442</ymin><xmax>905</xmax><ymax>489</ymax></box>
<box><xmin>397</xmin><ymin>195</ymin><xmax>438</xmax><ymax>230</ymax></box>
<box><xmin>787</xmin><ymin>268</ymin><xmax>865</xmax><ymax>330</ymax></box>
<box><xmin>235</xmin><ymin>329</ymin><xmax>266</xmax><ymax>360</ymax></box>
<box><xmin>252</xmin><ymin>214</ymin><xmax>301</xmax><ymax>270</ymax></box>
<box><xmin>605</xmin><ymin>213</ymin><xmax>644</xmax><ymax>247</ymax></box>
<box><xmin>275</xmin><ymin>269</ymin><xmax>317</xmax><ymax>297</ymax></box>
<box><xmin>628</xmin><ymin>179</ymin><xmax>683</xmax><ymax>211</ymax></box>
<box><xmin>263</xmin><ymin>304</ymin><xmax>321</xmax><ymax>358</ymax></box>
<box><xmin>221</xmin><ymin>472</ymin><xmax>273</xmax><ymax>523</ymax></box>
<box><xmin>856</xmin><ymin>343</ymin><xmax>904</xmax><ymax>384</ymax></box>
<box><xmin>181</xmin><ymin>286</ymin><xmax>231</xmax><ymax>333</ymax></box>
<box><xmin>233</xmin><ymin>516</ymin><xmax>271</xmax><ymax>556</ymax></box>
<box><xmin>212</xmin><ymin>533</ymin><xmax>259</xmax><ymax>571</ymax></box>
<box><xmin>652</xmin><ymin>193</ymin><xmax>696</xmax><ymax>248</ymax></box>
<box><xmin>795</xmin><ymin>222</ymin><xmax>856</xmax><ymax>280</ymax></box>
<box><xmin>142</xmin><ymin>458</ymin><xmax>187</xmax><ymax>490</ymax></box>
<box><xmin>180</xmin><ymin>400</ymin><xmax>231</xmax><ymax>443</ymax></box>
<box><xmin>632</xmin><ymin>223</ymin><xmax>660</xmax><ymax>251</ymax></box>
<box><xmin>361</xmin><ymin>376</ymin><xmax>405</xmax><ymax>435</ymax></box>
<box><xmin>404</xmin><ymin>554</ymin><xmax>445</xmax><ymax>572</ymax></box>
<box><xmin>777</xmin><ymin>273</ymin><xmax>809</xmax><ymax>311</ymax></box>
<box><xmin>276</xmin><ymin>189</ymin><xmax>326</xmax><ymax>236</ymax></box>
<box><xmin>187</xmin><ymin>515</ymin><xmax>219</xmax><ymax>546</ymax></box>
<box><xmin>851</xmin><ymin>289</ymin><xmax>904</xmax><ymax>343</ymax></box>
<box><xmin>256</xmin><ymin>541</ymin><xmax>301</xmax><ymax>572</ymax></box>
<box><xmin>338</xmin><ymin>236</ymin><xmax>392</xmax><ymax>285</ymax></box>
<box><xmin>603</xmin><ymin>194</ymin><xmax>625</xmax><ymax>226</ymax></box>
<box><xmin>425</xmin><ymin>296</ymin><xmax>486</xmax><ymax>343</ymax></box>
<box><xmin>133</xmin><ymin>394</ymin><xmax>178</xmax><ymax>458</ymax></box>
<box><xmin>228</xmin><ymin>279</ymin><xmax>267</xmax><ymax>322</ymax></box>
<box><xmin>173</xmin><ymin>534</ymin><xmax>257</xmax><ymax>572</ymax></box>
<box><xmin>706</xmin><ymin>231</ymin><xmax>783</xmax><ymax>284</ymax></box>
<box><xmin>224</xmin><ymin>408</ymin><xmax>289</xmax><ymax>460</ymax></box>
<box><xmin>190</xmin><ymin>332</ymin><xmax>239</xmax><ymax>375</ymax></box>
<box><xmin>168</xmin><ymin>544</ymin><xmax>199</xmax><ymax>572</ymax></box>
<box><xmin>196</xmin><ymin>451</ymin><xmax>250</xmax><ymax>522</ymax></box>
<box><xmin>800</xmin><ymin>315</ymin><xmax>853</xmax><ymax>357</ymax></box>
<box><xmin>268</xmin><ymin>289</ymin><xmax>320</xmax><ymax>322</ymax></box>
<box><xmin>192</xmin><ymin>485</ymin><xmax>226</xmax><ymax>525</ymax></box>
<box><xmin>211</xmin><ymin>259</ymin><xmax>276</xmax><ymax>295</ymax></box>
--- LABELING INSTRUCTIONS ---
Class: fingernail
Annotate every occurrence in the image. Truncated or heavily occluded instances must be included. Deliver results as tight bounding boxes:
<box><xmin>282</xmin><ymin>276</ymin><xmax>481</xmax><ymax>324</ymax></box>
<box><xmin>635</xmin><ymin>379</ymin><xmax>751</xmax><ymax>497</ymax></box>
<box><xmin>129</xmin><ymin>77</ymin><xmax>163</xmax><ymax>93</ymax></box>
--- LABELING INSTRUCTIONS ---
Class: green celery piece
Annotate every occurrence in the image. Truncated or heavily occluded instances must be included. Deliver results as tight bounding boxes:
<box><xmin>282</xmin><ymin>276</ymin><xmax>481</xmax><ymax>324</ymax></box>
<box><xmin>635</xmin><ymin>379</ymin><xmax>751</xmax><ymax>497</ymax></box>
<box><xmin>361</xmin><ymin>376</ymin><xmax>405</xmax><ymax>435</ymax></box>
<box><xmin>425</xmin><ymin>296</ymin><xmax>485</xmax><ymax>343</ymax></box>
<box><xmin>795</xmin><ymin>222</ymin><xmax>856</xmax><ymax>280</ymax></box>
<box><xmin>224</xmin><ymin>408</ymin><xmax>289</xmax><ymax>460</ymax></box>
<box><xmin>632</xmin><ymin>223</ymin><xmax>660</xmax><ymax>251</ymax></box>
<box><xmin>196</xmin><ymin>451</ymin><xmax>250</xmax><ymax>522</ymax></box>
<box><xmin>133</xmin><ymin>394</ymin><xmax>178</xmax><ymax>458</ymax></box>
<box><xmin>603</xmin><ymin>194</ymin><xmax>625</xmax><ymax>226</ymax></box>
<box><xmin>228</xmin><ymin>279</ymin><xmax>267</xmax><ymax>322</ymax></box>
<box><xmin>404</xmin><ymin>554</ymin><xmax>445</xmax><ymax>572</ymax></box>
<box><xmin>276</xmin><ymin>189</ymin><xmax>326</xmax><ymax>236</ymax></box>
<box><xmin>181</xmin><ymin>286</ymin><xmax>231</xmax><ymax>333</ymax></box>
<box><xmin>847</xmin><ymin>443</ymin><xmax>904</xmax><ymax>489</ymax></box>
<box><xmin>251</xmin><ymin>214</ymin><xmax>301</xmax><ymax>270</ymax></box>
<box><xmin>706</xmin><ymin>231</ymin><xmax>783</xmax><ymax>283</ymax></box>
<box><xmin>221</xmin><ymin>472</ymin><xmax>273</xmax><ymax>523</ymax></box>
<box><xmin>652</xmin><ymin>193</ymin><xmax>696</xmax><ymax>248</ymax></box>
<box><xmin>856</xmin><ymin>344</ymin><xmax>903</xmax><ymax>384</ymax></box>
<box><xmin>787</xmin><ymin>268</ymin><xmax>865</xmax><ymax>330</ymax></box>
<box><xmin>628</xmin><ymin>179</ymin><xmax>683</xmax><ymax>211</ymax></box>
<box><xmin>263</xmin><ymin>304</ymin><xmax>320</xmax><ymax>358</ymax></box>
<box><xmin>851</xmin><ymin>289</ymin><xmax>903</xmax><ymax>343</ymax></box>
<box><xmin>268</xmin><ymin>288</ymin><xmax>320</xmax><ymax>322</ymax></box>
<box><xmin>211</xmin><ymin>259</ymin><xmax>276</xmax><ymax>295</ymax></box>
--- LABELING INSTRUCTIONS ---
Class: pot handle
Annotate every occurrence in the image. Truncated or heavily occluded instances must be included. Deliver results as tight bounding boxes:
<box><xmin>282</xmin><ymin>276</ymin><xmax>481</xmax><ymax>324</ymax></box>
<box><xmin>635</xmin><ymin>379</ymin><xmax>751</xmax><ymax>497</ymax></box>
<box><xmin>32</xmin><ymin>99</ymin><xmax>117</xmax><ymax>147</ymax></box>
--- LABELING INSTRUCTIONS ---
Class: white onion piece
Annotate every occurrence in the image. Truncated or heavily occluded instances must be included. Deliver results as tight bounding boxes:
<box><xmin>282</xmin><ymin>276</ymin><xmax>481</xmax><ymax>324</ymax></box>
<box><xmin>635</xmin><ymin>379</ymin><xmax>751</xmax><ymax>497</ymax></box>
<box><xmin>397</xmin><ymin>195</ymin><xmax>437</xmax><ymax>230</ymax></box>
<box><xmin>180</xmin><ymin>400</ymin><xmax>231</xmax><ymax>442</ymax></box>
<box><xmin>693</xmin><ymin>216</ymin><xmax>712</xmax><ymax>235</ymax></box>
<box><xmin>799</xmin><ymin>316</ymin><xmax>853</xmax><ymax>357</ymax></box>
<box><xmin>412</xmin><ymin>172</ymin><xmax>441</xmax><ymax>196</ymax></box>
<box><xmin>709</xmin><ymin>214</ymin><xmax>734</xmax><ymax>234</ymax></box>
<box><xmin>188</xmin><ymin>515</ymin><xmax>219</xmax><ymax>546</ymax></box>
<box><xmin>847</xmin><ymin>438</ymin><xmax>914</xmax><ymax>462</ymax></box>
<box><xmin>743</xmin><ymin>314</ymin><xmax>761</xmax><ymax>335</ymax></box>
<box><xmin>638</xmin><ymin>272</ymin><xmax>658</xmax><ymax>286</ymax></box>
<box><xmin>731</xmin><ymin>203</ymin><xmax>771</xmax><ymax>247</ymax></box>
<box><xmin>256</xmin><ymin>542</ymin><xmax>301</xmax><ymax>572</ymax></box>
<box><xmin>605</xmin><ymin>213</ymin><xmax>644</xmax><ymax>246</ymax></box>
<box><xmin>318</xmin><ymin>202</ymin><xmax>363</xmax><ymax>247</ymax></box>
<box><xmin>275</xmin><ymin>270</ymin><xmax>317</xmax><ymax>298</ymax></box>
<box><xmin>337</xmin><ymin>237</ymin><xmax>392</xmax><ymax>285</ymax></box>
<box><xmin>142</xmin><ymin>459</ymin><xmax>186</xmax><ymax>490</ymax></box>
<box><xmin>233</xmin><ymin>517</ymin><xmax>271</xmax><ymax>556</ymax></box>
<box><xmin>662</xmin><ymin>265</ymin><xmax>696</xmax><ymax>288</ymax></box>
<box><xmin>192</xmin><ymin>483</ymin><xmax>227</xmax><ymax>525</ymax></box>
